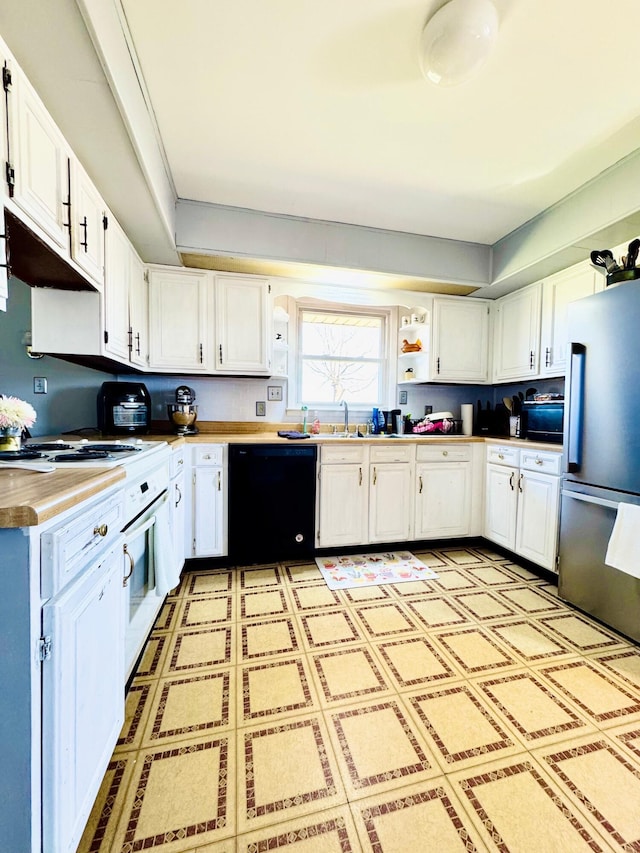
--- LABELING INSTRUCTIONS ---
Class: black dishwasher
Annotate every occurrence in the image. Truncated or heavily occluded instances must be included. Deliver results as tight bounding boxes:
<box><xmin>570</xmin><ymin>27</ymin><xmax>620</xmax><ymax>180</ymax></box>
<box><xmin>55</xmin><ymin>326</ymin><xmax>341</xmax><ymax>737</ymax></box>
<box><xmin>228</xmin><ymin>444</ymin><xmax>318</xmax><ymax>563</ymax></box>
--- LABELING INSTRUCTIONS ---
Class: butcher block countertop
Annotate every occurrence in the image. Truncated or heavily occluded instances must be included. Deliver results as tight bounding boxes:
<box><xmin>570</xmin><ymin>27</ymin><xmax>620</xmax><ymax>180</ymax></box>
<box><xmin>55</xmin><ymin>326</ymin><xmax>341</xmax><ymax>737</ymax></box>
<box><xmin>0</xmin><ymin>428</ymin><xmax>562</xmax><ymax>528</ymax></box>
<box><xmin>0</xmin><ymin>467</ymin><xmax>125</xmax><ymax>528</ymax></box>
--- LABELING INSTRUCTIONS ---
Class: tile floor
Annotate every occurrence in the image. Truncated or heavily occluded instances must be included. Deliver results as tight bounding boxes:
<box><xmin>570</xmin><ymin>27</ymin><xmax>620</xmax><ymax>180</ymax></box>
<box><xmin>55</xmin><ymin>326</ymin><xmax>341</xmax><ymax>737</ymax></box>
<box><xmin>77</xmin><ymin>545</ymin><xmax>640</xmax><ymax>853</ymax></box>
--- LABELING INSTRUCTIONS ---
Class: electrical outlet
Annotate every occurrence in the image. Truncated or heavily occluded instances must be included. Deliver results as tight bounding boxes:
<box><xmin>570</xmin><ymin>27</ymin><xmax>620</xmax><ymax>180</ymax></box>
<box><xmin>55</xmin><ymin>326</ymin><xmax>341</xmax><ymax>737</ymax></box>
<box><xmin>267</xmin><ymin>385</ymin><xmax>282</xmax><ymax>401</ymax></box>
<box><xmin>33</xmin><ymin>377</ymin><xmax>47</xmax><ymax>394</ymax></box>
<box><xmin>256</xmin><ymin>401</ymin><xmax>266</xmax><ymax>416</ymax></box>
<box><xmin>399</xmin><ymin>390</ymin><xmax>408</xmax><ymax>405</ymax></box>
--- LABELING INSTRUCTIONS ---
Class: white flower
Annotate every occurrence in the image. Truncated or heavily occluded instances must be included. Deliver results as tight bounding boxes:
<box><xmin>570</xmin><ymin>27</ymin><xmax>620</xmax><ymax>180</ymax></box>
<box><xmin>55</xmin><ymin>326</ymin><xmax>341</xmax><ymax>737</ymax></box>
<box><xmin>0</xmin><ymin>395</ymin><xmax>37</xmax><ymax>430</ymax></box>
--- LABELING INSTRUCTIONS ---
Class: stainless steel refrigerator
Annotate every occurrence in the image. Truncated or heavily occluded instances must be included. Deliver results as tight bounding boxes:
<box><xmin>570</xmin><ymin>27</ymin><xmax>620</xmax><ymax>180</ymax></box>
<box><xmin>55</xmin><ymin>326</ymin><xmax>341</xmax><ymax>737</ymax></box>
<box><xmin>559</xmin><ymin>278</ymin><xmax>640</xmax><ymax>642</ymax></box>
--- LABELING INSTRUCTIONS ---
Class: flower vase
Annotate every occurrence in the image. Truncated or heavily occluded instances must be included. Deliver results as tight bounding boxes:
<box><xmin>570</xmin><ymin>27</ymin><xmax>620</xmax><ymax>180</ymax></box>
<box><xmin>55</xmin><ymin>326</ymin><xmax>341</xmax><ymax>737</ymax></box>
<box><xmin>0</xmin><ymin>426</ymin><xmax>22</xmax><ymax>451</ymax></box>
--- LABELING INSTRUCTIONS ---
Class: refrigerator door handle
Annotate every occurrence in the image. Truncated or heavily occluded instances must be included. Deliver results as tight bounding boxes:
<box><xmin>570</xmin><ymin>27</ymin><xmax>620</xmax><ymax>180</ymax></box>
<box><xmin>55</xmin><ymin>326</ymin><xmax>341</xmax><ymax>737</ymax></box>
<box><xmin>561</xmin><ymin>489</ymin><xmax>619</xmax><ymax>510</ymax></box>
<box><xmin>567</xmin><ymin>343</ymin><xmax>586</xmax><ymax>473</ymax></box>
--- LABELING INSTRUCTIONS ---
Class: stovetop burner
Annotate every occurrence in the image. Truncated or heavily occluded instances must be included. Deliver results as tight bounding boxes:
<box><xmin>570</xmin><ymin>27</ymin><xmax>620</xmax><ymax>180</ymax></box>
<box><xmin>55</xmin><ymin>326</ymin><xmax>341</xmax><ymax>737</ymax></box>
<box><xmin>24</xmin><ymin>442</ymin><xmax>73</xmax><ymax>451</ymax></box>
<box><xmin>52</xmin><ymin>451</ymin><xmax>113</xmax><ymax>461</ymax></box>
<box><xmin>0</xmin><ymin>449</ymin><xmax>45</xmax><ymax>460</ymax></box>
<box><xmin>78</xmin><ymin>444</ymin><xmax>141</xmax><ymax>454</ymax></box>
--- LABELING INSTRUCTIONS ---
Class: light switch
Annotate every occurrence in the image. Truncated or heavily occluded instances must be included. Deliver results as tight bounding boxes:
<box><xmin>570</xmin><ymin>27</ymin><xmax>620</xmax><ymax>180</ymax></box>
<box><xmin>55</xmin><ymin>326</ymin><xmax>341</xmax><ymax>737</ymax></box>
<box><xmin>33</xmin><ymin>377</ymin><xmax>47</xmax><ymax>394</ymax></box>
<box><xmin>267</xmin><ymin>386</ymin><xmax>282</xmax><ymax>401</ymax></box>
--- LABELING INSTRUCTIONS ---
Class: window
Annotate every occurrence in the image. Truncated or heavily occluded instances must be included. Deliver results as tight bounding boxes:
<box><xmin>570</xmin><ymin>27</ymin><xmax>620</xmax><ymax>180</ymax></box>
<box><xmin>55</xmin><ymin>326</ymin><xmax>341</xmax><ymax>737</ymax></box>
<box><xmin>297</xmin><ymin>305</ymin><xmax>389</xmax><ymax>406</ymax></box>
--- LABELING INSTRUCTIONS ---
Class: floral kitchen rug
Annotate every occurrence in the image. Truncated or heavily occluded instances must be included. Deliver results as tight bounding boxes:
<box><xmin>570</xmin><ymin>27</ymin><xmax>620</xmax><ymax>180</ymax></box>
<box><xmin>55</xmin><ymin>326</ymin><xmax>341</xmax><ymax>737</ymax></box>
<box><xmin>315</xmin><ymin>551</ymin><xmax>439</xmax><ymax>590</ymax></box>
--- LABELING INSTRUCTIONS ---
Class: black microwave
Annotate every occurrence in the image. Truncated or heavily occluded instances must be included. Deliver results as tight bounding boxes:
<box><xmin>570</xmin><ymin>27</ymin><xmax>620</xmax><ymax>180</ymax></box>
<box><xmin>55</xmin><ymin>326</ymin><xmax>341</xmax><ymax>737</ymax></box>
<box><xmin>520</xmin><ymin>401</ymin><xmax>564</xmax><ymax>444</ymax></box>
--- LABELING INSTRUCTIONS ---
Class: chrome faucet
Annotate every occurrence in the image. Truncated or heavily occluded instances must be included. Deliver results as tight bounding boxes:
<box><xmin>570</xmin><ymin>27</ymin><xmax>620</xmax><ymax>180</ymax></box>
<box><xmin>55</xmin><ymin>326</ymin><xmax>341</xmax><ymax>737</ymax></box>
<box><xmin>340</xmin><ymin>399</ymin><xmax>349</xmax><ymax>435</ymax></box>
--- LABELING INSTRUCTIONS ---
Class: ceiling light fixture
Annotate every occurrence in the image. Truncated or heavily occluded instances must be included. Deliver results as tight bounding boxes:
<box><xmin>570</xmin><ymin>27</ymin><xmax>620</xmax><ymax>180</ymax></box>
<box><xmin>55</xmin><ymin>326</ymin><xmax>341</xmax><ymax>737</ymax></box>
<box><xmin>419</xmin><ymin>0</ymin><xmax>499</xmax><ymax>87</ymax></box>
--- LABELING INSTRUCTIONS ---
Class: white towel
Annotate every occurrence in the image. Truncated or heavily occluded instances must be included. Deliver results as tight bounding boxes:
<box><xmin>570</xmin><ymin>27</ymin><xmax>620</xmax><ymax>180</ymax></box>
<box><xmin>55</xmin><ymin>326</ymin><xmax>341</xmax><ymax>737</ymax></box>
<box><xmin>153</xmin><ymin>493</ymin><xmax>180</xmax><ymax>596</ymax></box>
<box><xmin>604</xmin><ymin>502</ymin><xmax>640</xmax><ymax>579</ymax></box>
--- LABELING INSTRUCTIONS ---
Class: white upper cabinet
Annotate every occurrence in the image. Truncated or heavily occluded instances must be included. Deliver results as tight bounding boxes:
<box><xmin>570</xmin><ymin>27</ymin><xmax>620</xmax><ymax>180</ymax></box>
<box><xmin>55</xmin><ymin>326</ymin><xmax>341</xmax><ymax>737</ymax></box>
<box><xmin>70</xmin><ymin>159</ymin><xmax>105</xmax><ymax>288</ymax></box>
<box><xmin>129</xmin><ymin>249</ymin><xmax>148</xmax><ymax>368</ymax></box>
<box><xmin>215</xmin><ymin>274</ymin><xmax>272</xmax><ymax>374</ymax></box>
<box><xmin>148</xmin><ymin>266</ymin><xmax>212</xmax><ymax>372</ymax></box>
<box><xmin>539</xmin><ymin>262</ymin><xmax>602</xmax><ymax>377</ymax></box>
<box><xmin>0</xmin><ymin>53</ymin><xmax>9</xmax><ymax>311</ymax></box>
<box><xmin>103</xmin><ymin>214</ymin><xmax>131</xmax><ymax>362</ymax></box>
<box><xmin>11</xmin><ymin>66</ymin><xmax>71</xmax><ymax>251</ymax></box>
<box><xmin>492</xmin><ymin>282</ymin><xmax>542</xmax><ymax>382</ymax></box>
<box><xmin>432</xmin><ymin>296</ymin><xmax>490</xmax><ymax>383</ymax></box>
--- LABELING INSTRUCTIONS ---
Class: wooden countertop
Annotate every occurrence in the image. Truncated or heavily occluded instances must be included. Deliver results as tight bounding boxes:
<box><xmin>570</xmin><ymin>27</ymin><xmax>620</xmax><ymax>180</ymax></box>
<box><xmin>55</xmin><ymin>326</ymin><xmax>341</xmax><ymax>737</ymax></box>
<box><xmin>0</xmin><ymin>431</ymin><xmax>562</xmax><ymax>528</ymax></box>
<box><xmin>0</xmin><ymin>467</ymin><xmax>125</xmax><ymax>528</ymax></box>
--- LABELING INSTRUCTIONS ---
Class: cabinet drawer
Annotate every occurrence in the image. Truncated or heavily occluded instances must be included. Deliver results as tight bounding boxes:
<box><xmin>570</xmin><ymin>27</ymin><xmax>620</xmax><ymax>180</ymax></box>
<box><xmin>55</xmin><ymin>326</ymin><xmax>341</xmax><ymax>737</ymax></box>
<box><xmin>416</xmin><ymin>444</ymin><xmax>470</xmax><ymax>463</ymax></box>
<box><xmin>520</xmin><ymin>449</ymin><xmax>562</xmax><ymax>476</ymax></box>
<box><xmin>192</xmin><ymin>444</ymin><xmax>225</xmax><ymax>466</ymax></box>
<box><xmin>369</xmin><ymin>444</ymin><xmax>414</xmax><ymax>463</ymax></box>
<box><xmin>486</xmin><ymin>444</ymin><xmax>520</xmax><ymax>467</ymax></box>
<box><xmin>170</xmin><ymin>445</ymin><xmax>186</xmax><ymax>478</ymax></box>
<box><xmin>321</xmin><ymin>444</ymin><xmax>366</xmax><ymax>464</ymax></box>
<box><xmin>41</xmin><ymin>490</ymin><xmax>125</xmax><ymax>599</ymax></box>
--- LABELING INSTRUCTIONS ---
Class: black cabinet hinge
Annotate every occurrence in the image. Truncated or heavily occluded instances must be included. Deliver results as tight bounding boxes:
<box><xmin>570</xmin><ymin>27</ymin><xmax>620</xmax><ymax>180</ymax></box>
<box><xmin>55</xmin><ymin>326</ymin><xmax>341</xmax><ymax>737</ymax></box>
<box><xmin>2</xmin><ymin>65</ymin><xmax>12</xmax><ymax>93</ymax></box>
<box><xmin>5</xmin><ymin>161</ymin><xmax>14</xmax><ymax>192</ymax></box>
<box><xmin>103</xmin><ymin>214</ymin><xmax>108</xmax><ymax>230</ymax></box>
<box><xmin>104</xmin><ymin>330</ymin><xmax>109</xmax><ymax>344</ymax></box>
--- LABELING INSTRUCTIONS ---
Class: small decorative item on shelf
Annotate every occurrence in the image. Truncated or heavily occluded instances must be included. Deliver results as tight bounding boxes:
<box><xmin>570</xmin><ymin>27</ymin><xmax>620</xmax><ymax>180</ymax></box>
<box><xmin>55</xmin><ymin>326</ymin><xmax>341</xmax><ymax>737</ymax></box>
<box><xmin>401</xmin><ymin>338</ymin><xmax>422</xmax><ymax>353</ymax></box>
<box><xmin>404</xmin><ymin>368</ymin><xmax>415</xmax><ymax>381</ymax></box>
<box><xmin>0</xmin><ymin>395</ymin><xmax>37</xmax><ymax>451</ymax></box>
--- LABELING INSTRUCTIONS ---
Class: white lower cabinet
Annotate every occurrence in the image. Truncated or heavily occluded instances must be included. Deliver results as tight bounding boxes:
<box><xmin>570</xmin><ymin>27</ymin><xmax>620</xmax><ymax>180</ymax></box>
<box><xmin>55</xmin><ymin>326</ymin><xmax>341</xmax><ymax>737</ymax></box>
<box><xmin>415</xmin><ymin>446</ymin><xmax>472</xmax><ymax>538</ymax></box>
<box><xmin>190</xmin><ymin>444</ymin><xmax>227</xmax><ymax>557</ymax></box>
<box><xmin>42</xmin><ymin>537</ymin><xmax>124</xmax><ymax>853</ymax></box>
<box><xmin>484</xmin><ymin>444</ymin><xmax>561</xmax><ymax>571</ymax></box>
<box><xmin>169</xmin><ymin>446</ymin><xmax>186</xmax><ymax>577</ymax></box>
<box><xmin>368</xmin><ymin>446</ymin><xmax>413</xmax><ymax>544</ymax></box>
<box><xmin>317</xmin><ymin>445</ymin><xmax>368</xmax><ymax>548</ymax></box>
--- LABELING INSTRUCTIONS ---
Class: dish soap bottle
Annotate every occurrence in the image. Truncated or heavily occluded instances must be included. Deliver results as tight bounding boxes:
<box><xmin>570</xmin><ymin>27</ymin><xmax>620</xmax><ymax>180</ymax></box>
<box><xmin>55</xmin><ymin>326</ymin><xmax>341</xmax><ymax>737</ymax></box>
<box><xmin>301</xmin><ymin>405</ymin><xmax>308</xmax><ymax>434</ymax></box>
<box><xmin>311</xmin><ymin>411</ymin><xmax>320</xmax><ymax>434</ymax></box>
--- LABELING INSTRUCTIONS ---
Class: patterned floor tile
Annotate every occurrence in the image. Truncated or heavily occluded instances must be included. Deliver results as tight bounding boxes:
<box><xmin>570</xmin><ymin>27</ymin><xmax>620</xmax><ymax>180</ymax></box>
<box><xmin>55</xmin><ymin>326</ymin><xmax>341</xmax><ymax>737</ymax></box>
<box><xmin>311</xmin><ymin>645</ymin><xmax>392</xmax><ymax>707</ymax></box>
<box><xmin>111</xmin><ymin>733</ymin><xmax>236</xmax><ymax>852</ymax></box>
<box><xmin>372</xmin><ymin>636</ymin><xmax>462</xmax><ymax>690</ymax></box>
<box><xmin>163</xmin><ymin>626</ymin><xmax>234</xmax><ymax>675</ymax></box>
<box><xmin>238</xmin><ymin>655</ymin><xmax>318</xmax><ymax>724</ymax></box>
<box><xmin>282</xmin><ymin>560</ymin><xmax>326</xmax><ymax>585</ymax></box>
<box><xmin>135</xmin><ymin>633</ymin><xmax>169</xmax><ymax>680</ymax></box>
<box><xmin>289</xmin><ymin>582</ymin><xmax>342</xmax><ymax>612</ymax></box>
<box><xmin>388</xmin><ymin>579</ymin><xmax>442</xmax><ymax>598</ymax></box>
<box><xmin>434</xmin><ymin>626</ymin><xmax>522</xmax><ymax>676</ymax></box>
<box><xmin>474</xmin><ymin>670</ymin><xmax>598</xmax><ymax>749</ymax></box>
<box><xmin>350</xmin><ymin>778</ymin><xmax>490</xmax><ymax>853</ymax></box>
<box><xmin>533</xmin><ymin>732</ymin><xmax>640</xmax><ymax>851</ymax></box>
<box><xmin>404</xmin><ymin>595</ymin><xmax>469</xmax><ymax>631</ymax></box>
<box><xmin>537</xmin><ymin>612</ymin><xmax>629</xmax><ymax>654</ymax></box>
<box><xmin>352</xmin><ymin>602</ymin><xmax>419</xmax><ymax>639</ymax></box>
<box><xmin>603</xmin><ymin>720</ymin><xmax>640</xmax><ymax>768</ymax></box>
<box><xmin>469</xmin><ymin>546</ymin><xmax>510</xmax><ymax>563</ymax></box>
<box><xmin>141</xmin><ymin>669</ymin><xmax>235</xmax><ymax>747</ymax></box>
<box><xmin>463</xmin><ymin>563</ymin><xmax>523</xmax><ymax>587</ymax></box>
<box><xmin>179</xmin><ymin>594</ymin><xmax>235</xmax><ymax>628</ymax></box>
<box><xmin>236</xmin><ymin>713</ymin><xmax>346</xmax><ymax>834</ymax></box>
<box><xmin>239</xmin><ymin>564</ymin><xmax>283</xmax><ymax>590</ymax></box>
<box><xmin>483</xmin><ymin>618</ymin><xmax>576</xmax><ymax>664</ymax></box>
<box><xmin>236</xmin><ymin>805</ymin><xmax>364</xmax><ymax>853</ymax></box>
<box><xmin>405</xmin><ymin>550</ymin><xmax>449</xmax><ymax>569</ymax></box>
<box><xmin>590</xmin><ymin>647</ymin><xmax>640</xmax><ymax>694</ymax></box>
<box><xmin>501</xmin><ymin>561</ymin><xmax>546</xmax><ymax>582</ymax></box>
<box><xmin>326</xmin><ymin>699</ymin><xmax>440</xmax><ymax>800</ymax></box>
<box><xmin>448</xmin><ymin>753</ymin><xmax>607</xmax><ymax>852</ymax></box>
<box><xmin>429</xmin><ymin>568</ymin><xmax>478</xmax><ymax>593</ymax></box>
<box><xmin>239</xmin><ymin>588</ymin><xmax>290</xmax><ymax>620</ymax></box>
<box><xmin>185</xmin><ymin>570</ymin><xmax>234</xmax><ymax>597</ymax></box>
<box><xmin>341</xmin><ymin>585</ymin><xmax>394</xmax><ymax>605</ymax></box>
<box><xmin>450</xmin><ymin>590</ymin><xmax>519</xmax><ymax>623</ymax></box>
<box><xmin>498</xmin><ymin>584</ymin><xmax>566</xmax><ymax>616</ymax></box>
<box><xmin>534</xmin><ymin>659</ymin><xmax>640</xmax><ymax>728</ymax></box>
<box><xmin>115</xmin><ymin>680</ymin><xmax>158</xmax><ymax>753</ymax></box>
<box><xmin>436</xmin><ymin>548</ymin><xmax>487</xmax><ymax>567</ymax></box>
<box><xmin>76</xmin><ymin>753</ymin><xmax>138</xmax><ymax>853</ymax></box>
<box><xmin>240</xmin><ymin>617</ymin><xmax>301</xmax><ymax>661</ymax></box>
<box><xmin>299</xmin><ymin>609</ymin><xmax>365</xmax><ymax>649</ymax></box>
<box><xmin>154</xmin><ymin>598</ymin><xmax>181</xmax><ymax>633</ymax></box>
<box><xmin>403</xmin><ymin>683</ymin><xmax>524</xmax><ymax>771</ymax></box>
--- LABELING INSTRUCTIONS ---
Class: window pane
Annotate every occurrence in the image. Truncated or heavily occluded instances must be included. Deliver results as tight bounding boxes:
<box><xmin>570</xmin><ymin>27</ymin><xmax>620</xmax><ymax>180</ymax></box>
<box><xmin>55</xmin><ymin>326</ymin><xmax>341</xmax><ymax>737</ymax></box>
<box><xmin>301</xmin><ymin>360</ymin><xmax>380</xmax><ymax>404</ymax></box>
<box><xmin>301</xmin><ymin>312</ymin><xmax>382</xmax><ymax>359</ymax></box>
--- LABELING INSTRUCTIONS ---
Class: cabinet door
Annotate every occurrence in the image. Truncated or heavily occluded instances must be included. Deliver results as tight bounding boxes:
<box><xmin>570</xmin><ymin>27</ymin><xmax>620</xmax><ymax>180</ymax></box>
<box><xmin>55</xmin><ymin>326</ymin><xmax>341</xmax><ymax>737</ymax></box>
<box><xmin>149</xmin><ymin>268</ymin><xmax>211</xmax><ymax>372</ymax></box>
<box><xmin>415</xmin><ymin>462</ymin><xmax>471</xmax><ymax>538</ymax></box>
<box><xmin>215</xmin><ymin>275</ymin><xmax>271</xmax><ymax>373</ymax></box>
<box><xmin>515</xmin><ymin>470</ymin><xmax>560</xmax><ymax>571</ymax></box>
<box><xmin>0</xmin><ymin>55</ymin><xmax>9</xmax><ymax>311</ymax></box>
<box><xmin>170</xmin><ymin>471</ymin><xmax>186</xmax><ymax>576</ymax></box>
<box><xmin>432</xmin><ymin>297</ymin><xmax>490</xmax><ymax>382</ymax></box>
<box><xmin>192</xmin><ymin>466</ymin><xmax>226</xmax><ymax>556</ymax></box>
<box><xmin>539</xmin><ymin>264</ymin><xmax>601</xmax><ymax>377</ymax></box>
<box><xmin>369</xmin><ymin>463</ymin><xmax>412</xmax><ymax>544</ymax></box>
<box><xmin>13</xmin><ymin>69</ymin><xmax>70</xmax><ymax>249</ymax></box>
<box><xmin>492</xmin><ymin>283</ymin><xmax>542</xmax><ymax>381</ymax></box>
<box><xmin>70</xmin><ymin>160</ymin><xmax>105</xmax><ymax>287</ymax></box>
<box><xmin>484</xmin><ymin>463</ymin><xmax>518</xmax><ymax>549</ymax></box>
<box><xmin>318</xmin><ymin>463</ymin><xmax>368</xmax><ymax>548</ymax></box>
<box><xmin>42</xmin><ymin>542</ymin><xmax>124</xmax><ymax>853</ymax></box>
<box><xmin>129</xmin><ymin>250</ymin><xmax>148</xmax><ymax>367</ymax></box>
<box><xmin>103</xmin><ymin>215</ymin><xmax>131</xmax><ymax>361</ymax></box>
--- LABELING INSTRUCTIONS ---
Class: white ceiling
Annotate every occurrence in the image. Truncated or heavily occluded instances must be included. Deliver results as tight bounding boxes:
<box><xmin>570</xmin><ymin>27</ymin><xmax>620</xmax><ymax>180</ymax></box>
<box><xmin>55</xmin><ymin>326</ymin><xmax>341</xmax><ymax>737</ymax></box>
<box><xmin>121</xmin><ymin>0</ymin><xmax>640</xmax><ymax>246</ymax></box>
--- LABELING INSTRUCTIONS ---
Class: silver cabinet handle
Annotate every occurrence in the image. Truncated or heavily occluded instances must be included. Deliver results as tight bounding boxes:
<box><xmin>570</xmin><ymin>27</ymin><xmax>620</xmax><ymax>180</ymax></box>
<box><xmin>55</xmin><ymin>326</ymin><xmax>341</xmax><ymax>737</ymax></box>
<box><xmin>358</xmin><ymin>467</ymin><xmax>362</xmax><ymax>486</ymax></box>
<box><xmin>509</xmin><ymin>472</ymin><xmax>515</xmax><ymax>490</ymax></box>
<box><xmin>217</xmin><ymin>470</ymin><xmax>221</xmax><ymax>491</ymax></box>
<box><xmin>535</xmin><ymin>458</ymin><xmax>543</xmax><ymax>465</ymax></box>
<box><xmin>175</xmin><ymin>483</ymin><xmax>182</xmax><ymax>507</ymax></box>
<box><xmin>122</xmin><ymin>544</ymin><xmax>134</xmax><ymax>587</ymax></box>
<box><xmin>518</xmin><ymin>473</ymin><xmax>524</xmax><ymax>492</ymax></box>
<box><xmin>419</xmin><ymin>475</ymin><xmax>423</xmax><ymax>494</ymax></box>
<box><xmin>373</xmin><ymin>466</ymin><xmax>377</xmax><ymax>485</ymax></box>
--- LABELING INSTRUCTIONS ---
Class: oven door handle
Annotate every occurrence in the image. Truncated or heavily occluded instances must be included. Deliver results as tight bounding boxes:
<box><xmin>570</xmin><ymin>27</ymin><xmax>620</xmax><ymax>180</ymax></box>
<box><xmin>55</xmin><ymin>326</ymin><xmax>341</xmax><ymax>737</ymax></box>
<box><xmin>122</xmin><ymin>512</ymin><xmax>157</xmax><ymax>587</ymax></box>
